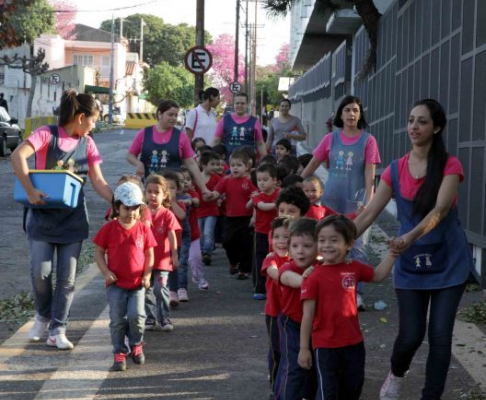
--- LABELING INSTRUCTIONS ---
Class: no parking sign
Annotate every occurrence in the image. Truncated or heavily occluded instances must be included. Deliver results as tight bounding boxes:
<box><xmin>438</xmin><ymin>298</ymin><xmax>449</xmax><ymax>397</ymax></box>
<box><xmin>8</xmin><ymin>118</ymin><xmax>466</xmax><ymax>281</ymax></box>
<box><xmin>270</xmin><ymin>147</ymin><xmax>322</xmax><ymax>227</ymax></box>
<box><xmin>184</xmin><ymin>46</ymin><xmax>213</xmax><ymax>75</ymax></box>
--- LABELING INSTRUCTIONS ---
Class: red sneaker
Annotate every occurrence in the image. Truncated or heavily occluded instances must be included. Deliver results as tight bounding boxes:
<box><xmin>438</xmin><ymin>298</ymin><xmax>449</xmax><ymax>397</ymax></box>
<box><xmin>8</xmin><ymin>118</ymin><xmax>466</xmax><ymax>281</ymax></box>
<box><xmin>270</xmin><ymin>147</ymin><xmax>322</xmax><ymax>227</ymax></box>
<box><xmin>131</xmin><ymin>343</ymin><xmax>145</xmax><ymax>365</ymax></box>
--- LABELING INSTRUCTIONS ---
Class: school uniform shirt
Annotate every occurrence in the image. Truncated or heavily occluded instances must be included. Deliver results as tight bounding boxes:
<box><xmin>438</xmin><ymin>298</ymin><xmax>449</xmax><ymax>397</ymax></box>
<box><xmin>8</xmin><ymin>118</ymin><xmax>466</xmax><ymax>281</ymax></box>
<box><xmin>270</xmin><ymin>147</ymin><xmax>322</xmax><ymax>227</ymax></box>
<box><xmin>196</xmin><ymin>174</ymin><xmax>221</xmax><ymax>218</ymax></box>
<box><xmin>150</xmin><ymin>207</ymin><xmax>181</xmax><ymax>271</ymax></box>
<box><xmin>300</xmin><ymin>261</ymin><xmax>374</xmax><ymax>348</ymax></box>
<box><xmin>214</xmin><ymin>175</ymin><xmax>257</xmax><ymax>217</ymax></box>
<box><xmin>174</xmin><ymin>201</ymin><xmax>187</xmax><ymax>246</ymax></box>
<box><xmin>278</xmin><ymin>261</ymin><xmax>306</xmax><ymax>324</ymax></box>
<box><xmin>187</xmin><ymin>189</ymin><xmax>201</xmax><ymax>241</ymax></box>
<box><xmin>261</xmin><ymin>253</ymin><xmax>289</xmax><ymax>317</ymax></box>
<box><xmin>253</xmin><ymin>189</ymin><xmax>280</xmax><ymax>234</ymax></box>
<box><xmin>305</xmin><ymin>204</ymin><xmax>336</xmax><ymax>220</ymax></box>
<box><xmin>93</xmin><ymin>220</ymin><xmax>157</xmax><ymax>290</ymax></box>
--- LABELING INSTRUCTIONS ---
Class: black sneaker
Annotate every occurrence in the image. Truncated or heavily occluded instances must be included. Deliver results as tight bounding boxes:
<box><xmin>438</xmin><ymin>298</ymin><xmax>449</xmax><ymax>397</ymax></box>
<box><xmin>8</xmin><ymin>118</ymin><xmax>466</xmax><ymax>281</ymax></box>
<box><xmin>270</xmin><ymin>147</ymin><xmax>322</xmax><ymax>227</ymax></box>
<box><xmin>131</xmin><ymin>343</ymin><xmax>145</xmax><ymax>365</ymax></box>
<box><xmin>229</xmin><ymin>265</ymin><xmax>239</xmax><ymax>275</ymax></box>
<box><xmin>202</xmin><ymin>253</ymin><xmax>212</xmax><ymax>265</ymax></box>
<box><xmin>113</xmin><ymin>353</ymin><xmax>127</xmax><ymax>371</ymax></box>
<box><xmin>236</xmin><ymin>272</ymin><xmax>249</xmax><ymax>280</ymax></box>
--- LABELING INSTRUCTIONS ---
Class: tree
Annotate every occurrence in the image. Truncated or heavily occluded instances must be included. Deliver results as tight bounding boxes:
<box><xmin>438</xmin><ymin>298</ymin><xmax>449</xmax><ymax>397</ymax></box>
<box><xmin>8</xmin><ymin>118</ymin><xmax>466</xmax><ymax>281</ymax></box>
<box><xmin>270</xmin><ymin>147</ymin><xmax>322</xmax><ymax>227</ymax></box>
<box><xmin>0</xmin><ymin>0</ymin><xmax>56</xmax><ymax>49</ymax></box>
<box><xmin>273</xmin><ymin>43</ymin><xmax>291</xmax><ymax>73</ymax></box>
<box><xmin>99</xmin><ymin>15</ymin><xmax>211</xmax><ymax>68</ymax></box>
<box><xmin>263</xmin><ymin>0</ymin><xmax>380</xmax><ymax>79</ymax></box>
<box><xmin>49</xmin><ymin>0</ymin><xmax>77</xmax><ymax>39</ymax></box>
<box><xmin>206</xmin><ymin>34</ymin><xmax>245</xmax><ymax>101</ymax></box>
<box><xmin>0</xmin><ymin>48</ymin><xmax>50</xmax><ymax>118</ymax></box>
<box><xmin>143</xmin><ymin>61</ymin><xmax>194</xmax><ymax>108</ymax></box>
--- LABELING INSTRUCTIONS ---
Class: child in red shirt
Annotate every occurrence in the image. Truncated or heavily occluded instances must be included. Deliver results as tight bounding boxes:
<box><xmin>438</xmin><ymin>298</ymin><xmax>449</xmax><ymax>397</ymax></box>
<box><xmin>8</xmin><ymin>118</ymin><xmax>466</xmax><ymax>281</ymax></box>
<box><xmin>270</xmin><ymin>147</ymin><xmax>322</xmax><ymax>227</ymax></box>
<box><xmin>196</xmin><ymin>150</ymin><xmax>221</xmax><ymax>266</ymax></box>
<box><xmin>247</xmin><ymin>163</ymin><xmax>279</xmax><ymax>300</ymax></box>
<box><xmin>303</xmin><ymin>176</ymin><xmax>336</xmax><ymax>220</ymax></box>
<box><xmin>93</xmin><ymin>182</ymin><xmax>157</xmax><ymax>372</ymax></box>
<box><xmin>144</xmin><ymin>174</ymin><xmax>180</xmax><ymax>332</ymax></box>
<box><xmin>261</xmin><ymin>216</ymin><xmax>291</xmax><ymax>396</ymax></box>
<box><xmin>274</xmin><ymin>218</ymin><xmax>318</xmax><ymax>400</ymax></box>
<box><xmin>298</xmin><ymin>215</ymin><xmax>396</xmax><ymax>400</ymax></box>
<box><xmin>212</xmin><ymin>148</ymin><xmax>257</xmax><ymax>279</ymax></box>
<box><xmin>183</xmin><ymin>168</ymin><xmax>209</xmax><ymax>291</ymax></box>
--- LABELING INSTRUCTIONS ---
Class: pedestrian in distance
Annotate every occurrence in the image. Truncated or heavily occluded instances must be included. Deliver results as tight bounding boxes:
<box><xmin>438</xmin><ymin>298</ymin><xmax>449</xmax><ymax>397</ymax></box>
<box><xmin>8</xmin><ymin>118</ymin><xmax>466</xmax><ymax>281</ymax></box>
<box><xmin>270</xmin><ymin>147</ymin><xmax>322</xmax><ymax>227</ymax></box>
<box><xmin>0</xmin><ymin>92</ymin><xmax>8</xmax><ymax>112</ymax></box>
<box><xmin>11</xmin><ymin>89</ymin><xmax>112</xmax><ymax>350</ymax></box>
<box><xmin>211</xmin><ymin>93</ymin><xmax>267</xmax><ymax>160</ymax></box>
<box><xmin>353</xmin><ymin>98</ymin><xmax>474</xmax><ymax>400</ymax></box>
<box><xmin>185</xmin><ymin>87</ymin><xmax>220</xmax><ymax>143</ymax></box>
<box><xmin>266</xmin><ymin>98</ymin><xmax>307</xmax><ymax>155</ymax></box>
<box><xmin>93</xmin><ymin>182</ymin><xmax>157</xmax><ymax>372</ymax></box>
<box><xmin>301</xmin><ymin>94</ymin><xmax>381</xmax><ymax>311</ymax></box>
<box><xmin>298</xmin><ymin>215</ymin><xmax>397</xmax><ymax>400</ymax></box>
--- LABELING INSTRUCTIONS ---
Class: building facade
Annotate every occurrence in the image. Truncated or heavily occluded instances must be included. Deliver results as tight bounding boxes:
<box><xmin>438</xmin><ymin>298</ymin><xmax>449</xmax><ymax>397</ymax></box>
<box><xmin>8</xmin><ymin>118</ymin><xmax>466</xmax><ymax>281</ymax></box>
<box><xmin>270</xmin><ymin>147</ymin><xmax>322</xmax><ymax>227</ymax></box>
<box><xmin>288</xmin><ymin>0</ymin><xmax>486</xmax><ymax>285</ymax></box>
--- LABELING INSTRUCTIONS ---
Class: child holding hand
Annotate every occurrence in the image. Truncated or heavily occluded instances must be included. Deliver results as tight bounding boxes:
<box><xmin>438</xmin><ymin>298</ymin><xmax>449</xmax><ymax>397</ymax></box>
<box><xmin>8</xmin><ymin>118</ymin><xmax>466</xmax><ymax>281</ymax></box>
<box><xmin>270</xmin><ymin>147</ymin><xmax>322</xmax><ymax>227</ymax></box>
<box><xmin>247</xmin><ymin>163</ymin><xmax>280</xmax><ymax>300</ymax></box>
<box><xmin>303</xmin><ymin>176</ymin><xmax>337</xmax><ymax>220</ymax></box>
<box><xmin>93</xmin><ymin>182</ymin><xmax>157</xmax><ymax>372</ymax></box>
<box><xmin>274</xmin><ymin>218</ymin><xmax>318</xmax><ymax>400</ymax></box>
<box><xmin>211</xmin><ymin>148</ymin><xmax>257</xmax><ymax>279</ymax></box>
<box><xmin>261</xmin><ymin>216</ymin><xmax>291</xmax><ymax>396</ymax></box>
<box><xmin>145</xmin><ymin>174</ymin><xmax>180</xmax><ymax>331</ymax></box>
<box><xmin>298</xmin><ymin>215</ymin><xmax>396</xmax><ymax>400</ymax></box>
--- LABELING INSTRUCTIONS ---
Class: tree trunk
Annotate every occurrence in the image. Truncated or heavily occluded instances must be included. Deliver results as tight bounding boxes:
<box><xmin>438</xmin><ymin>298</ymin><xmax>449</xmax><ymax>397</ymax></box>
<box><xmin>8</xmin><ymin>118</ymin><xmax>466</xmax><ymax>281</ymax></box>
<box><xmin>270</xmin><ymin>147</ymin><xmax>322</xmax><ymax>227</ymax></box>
<box><xmin>26</xmin><ymin>74</ymin><xmax>37</xmax><ymax>118</ymax></box>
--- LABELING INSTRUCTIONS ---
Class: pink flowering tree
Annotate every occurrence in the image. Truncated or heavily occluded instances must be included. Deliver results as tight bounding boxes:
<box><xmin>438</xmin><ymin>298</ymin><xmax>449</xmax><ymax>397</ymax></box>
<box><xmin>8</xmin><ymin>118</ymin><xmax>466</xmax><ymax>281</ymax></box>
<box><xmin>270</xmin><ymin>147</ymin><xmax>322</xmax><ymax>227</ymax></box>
<box><xmin>274</xmin><ymin>43</ymin><xmax>290</xmax><ymax>73</ymax></box>
<box><xmin>206</xmin><ymin>34</ymin><xmax>245</xmax><ymax>101</ymax></box>
<box><xmin>49</xmin><ymin>0</ymin><xmax>77</xmax><ymax>39</ymax></box>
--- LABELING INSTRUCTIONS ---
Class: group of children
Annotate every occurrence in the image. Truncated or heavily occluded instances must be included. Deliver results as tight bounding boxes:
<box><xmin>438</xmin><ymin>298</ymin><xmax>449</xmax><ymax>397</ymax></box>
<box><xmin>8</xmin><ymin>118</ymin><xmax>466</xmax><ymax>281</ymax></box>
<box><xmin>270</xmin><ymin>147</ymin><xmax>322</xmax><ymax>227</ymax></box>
<box><xmin>93</xmin><ymin>137</ymin><xmax>397</xmax><ymax>400</ymax></box>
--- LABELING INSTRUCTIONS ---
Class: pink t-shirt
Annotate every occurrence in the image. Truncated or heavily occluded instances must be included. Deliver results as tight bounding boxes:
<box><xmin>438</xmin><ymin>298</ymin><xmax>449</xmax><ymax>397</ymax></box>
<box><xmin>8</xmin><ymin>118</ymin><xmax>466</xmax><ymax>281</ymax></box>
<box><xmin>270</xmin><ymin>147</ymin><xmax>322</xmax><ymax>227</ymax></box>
<box><xmin>128</xmin><ymin>126</ymin><xmax>194</xmax><ymax>160</ymax></box>
<box><xmin>27</xmin><ymin>125</ymin><xmax>102</xmax><ymax>169</ymax></box>
<box><xmin>313</xmin><ymin>131</ymin><xmax>381</xmax><ymax>167</ymax></box>
<box><xmin>381</xmin><ymin>153</ymin><xmax>464</xmax><ymax>202</ymax></box>
<box><xmin>214</xmin><ymin>114</ymin><xmax>264</xmax><ymax>142</ymax></box>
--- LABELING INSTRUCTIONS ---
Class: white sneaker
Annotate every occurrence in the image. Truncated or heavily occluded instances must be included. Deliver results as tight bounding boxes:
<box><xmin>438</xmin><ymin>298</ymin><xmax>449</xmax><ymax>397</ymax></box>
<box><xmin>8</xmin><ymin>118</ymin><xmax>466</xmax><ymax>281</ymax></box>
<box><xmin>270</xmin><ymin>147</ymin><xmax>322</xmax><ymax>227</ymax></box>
<box><xmin>46</xmin><ymin>333</ymin><xmax>74</xmax><ymax>350</ymax></box>
<box><xmin>357</xmin><ymin>293</ymin><xmax>366</xmax><ymax>311</ymax></box>
<box><xmin>380</xmin><ymin>370</ymin><xmax>403</xmax><ymax>400</ymax></box>
<box><xmin>160</xmin><ymin>318</ymin><xmax>174</xmax><ymax>332</ymax></box>
<box><xmin>198</xmin><ymin>278</ymin><xmax>209</xmax><ymax>291</ymax></box>
<box><xmin>177</xmin><ymin>288</ymin><xmax>189</xmax><ymax>302</ymax></box>
<box><xmin>169</xmin><ymin>291</ymin><xmax>179</xmax><ymax>307</ymax></box>
<box><xmin>29</xmin><ymin>319</ymin><xmax>48</xmax><ymax>342</ymax></box>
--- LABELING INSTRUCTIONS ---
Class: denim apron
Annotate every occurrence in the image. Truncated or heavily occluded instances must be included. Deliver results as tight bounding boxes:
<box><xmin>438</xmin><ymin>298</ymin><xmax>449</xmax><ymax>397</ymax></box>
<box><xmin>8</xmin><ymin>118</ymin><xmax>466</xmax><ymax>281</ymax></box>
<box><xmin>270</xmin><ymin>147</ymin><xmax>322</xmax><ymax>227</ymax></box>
<box><xmin>140</xmin><ymin>126</ymin><xmax>182</xmax><ymax>177</ymax></box>
<box><xmin>390</xmin><ymin>160</ymin><xmax>472</xmax><ymax>289</ymax></box>
<box><xmin>222</xmin><ymin>114</ymin><xmax>257</xmax><ymax>158</ymax></box>
<box><xmin>26</xmin><ymin>125</ymin><xmax>89</xmax><ymax>243</ymax></box>
<box><xmin>321</xmin><ymin>130</ymin><xmax>369</xmax><ymax>213</ymax></box>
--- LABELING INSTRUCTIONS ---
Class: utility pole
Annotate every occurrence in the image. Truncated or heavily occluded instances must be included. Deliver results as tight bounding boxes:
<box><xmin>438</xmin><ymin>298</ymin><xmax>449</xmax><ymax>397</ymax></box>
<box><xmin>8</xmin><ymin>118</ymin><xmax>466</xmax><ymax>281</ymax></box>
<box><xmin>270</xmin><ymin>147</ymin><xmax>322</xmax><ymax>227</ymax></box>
<box><xmin>120</xmin><ymin>18</ymin><xmax>123</xmax><ymax>38</ymax></box>
<box><xmin>234</xmin><ymin>0</ymin><xmax>240</xmax><ymax>85</ymax></box>
<box><xmin>195</xmin><ymin>0</ymin><xmax>205</xmax><ymax>103</ymax></box>
<box><xmin>140</xmin><ymin>17</ymin><xmax>145</xmax><ymax>63</ymax></box>
<box><xmin>108</xmin><ymin>14</ymin><xmax>114</xmax><ymax>125</ymax></box>
<box><xmin>245</xmin><ymin>0</ymin><xmax>249</xmax><ymax>94</ymax></box>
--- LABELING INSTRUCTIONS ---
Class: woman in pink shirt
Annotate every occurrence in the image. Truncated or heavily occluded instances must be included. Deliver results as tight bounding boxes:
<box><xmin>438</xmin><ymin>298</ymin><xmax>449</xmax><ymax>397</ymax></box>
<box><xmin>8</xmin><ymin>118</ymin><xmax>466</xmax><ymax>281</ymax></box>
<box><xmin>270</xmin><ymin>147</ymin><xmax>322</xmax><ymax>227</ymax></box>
<box><xmin>126</xmin><ymin>99</ymin><xmax>211</xmax><ymax>196</ymax></box>
<box><xmin>11</xmin><ymin>89</ymin><xmax>113</xmax><ymax>350</ymax></box>
<box><xmin>301</xmin><ymin>95</ymin><xmax>381</xmax><ymax>310</ymax></box>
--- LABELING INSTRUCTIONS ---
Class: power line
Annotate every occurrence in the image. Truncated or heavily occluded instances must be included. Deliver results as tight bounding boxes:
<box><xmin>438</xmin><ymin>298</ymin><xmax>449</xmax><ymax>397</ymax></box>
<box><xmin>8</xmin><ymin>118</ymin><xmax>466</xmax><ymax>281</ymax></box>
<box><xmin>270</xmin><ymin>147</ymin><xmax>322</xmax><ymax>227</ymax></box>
<box><xmin>50</xmin><ymin>0</ymin><xmax>162</xmax><ymax>13</ymax></box>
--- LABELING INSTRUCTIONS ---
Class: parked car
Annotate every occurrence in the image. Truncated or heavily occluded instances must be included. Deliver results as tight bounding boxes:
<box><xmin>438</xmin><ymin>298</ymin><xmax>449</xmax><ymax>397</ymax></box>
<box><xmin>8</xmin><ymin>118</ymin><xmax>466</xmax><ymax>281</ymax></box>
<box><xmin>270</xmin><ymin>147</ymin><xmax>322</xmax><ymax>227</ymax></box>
<box><xmin>102</xmin><ymin>105</ymin><xmax>126</xmax><ymax>125</ymax></box>
<box><xmin>0</xmin><ymin>106</ymin><xmax>22</xmax><ymax>157</ymax></box>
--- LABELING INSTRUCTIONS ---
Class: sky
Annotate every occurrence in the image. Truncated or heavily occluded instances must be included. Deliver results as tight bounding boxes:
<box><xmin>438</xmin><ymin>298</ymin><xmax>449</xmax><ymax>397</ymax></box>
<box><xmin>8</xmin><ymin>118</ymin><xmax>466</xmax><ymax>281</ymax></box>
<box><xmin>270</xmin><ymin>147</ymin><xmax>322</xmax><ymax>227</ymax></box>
<box><xmin>71</xmin><ymin>0</ymin><xmax>290</xmax><ymax>66</ymax></box>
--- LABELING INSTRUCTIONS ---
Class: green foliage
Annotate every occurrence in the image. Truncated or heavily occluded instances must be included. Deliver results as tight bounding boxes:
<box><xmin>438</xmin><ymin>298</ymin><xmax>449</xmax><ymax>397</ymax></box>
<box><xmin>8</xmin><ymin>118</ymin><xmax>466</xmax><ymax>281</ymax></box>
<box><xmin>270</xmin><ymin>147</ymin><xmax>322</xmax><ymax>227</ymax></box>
<box><xmin>143</xmin><ymin>62</ymin><xmax>194</xmax><ymax>108</ymax></box>
<box><xmin>100</xmin><ymin>14</ymin><xmax>212</xmax><ymax>68</ymax></box>
<box><xmin>458</xmin><ymin>301</ymin><xmax>486</xmax><ymax>324</ymax></box>
<box><xmin>9</xmin><ymin>0</ymin><xmax>56</xmax><ymax>45</ymax></box>
<box><xmin>0</xmin><ymin>292</ymin><xmax>35</xmax><ymax>323</ymax></box>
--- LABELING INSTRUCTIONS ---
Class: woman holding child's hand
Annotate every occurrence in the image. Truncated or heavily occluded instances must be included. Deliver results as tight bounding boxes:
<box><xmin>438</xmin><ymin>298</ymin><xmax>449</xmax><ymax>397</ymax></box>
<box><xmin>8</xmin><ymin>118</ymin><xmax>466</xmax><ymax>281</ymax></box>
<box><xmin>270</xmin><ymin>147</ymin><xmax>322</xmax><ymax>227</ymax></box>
<box><xmin>353</xmin><ymin>99</ymin><xmax>473</xmax><ymax>400</ymax></box>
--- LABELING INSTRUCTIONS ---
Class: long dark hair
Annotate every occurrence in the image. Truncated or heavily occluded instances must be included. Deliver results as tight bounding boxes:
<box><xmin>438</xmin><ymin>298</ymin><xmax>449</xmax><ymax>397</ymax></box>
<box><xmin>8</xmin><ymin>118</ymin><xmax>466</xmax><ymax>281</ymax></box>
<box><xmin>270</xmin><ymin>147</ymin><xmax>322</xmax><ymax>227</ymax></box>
<box><xmin>333</xmin><ymin>95</ymin><xmax>368</xmax><ymax>129</ymax></box>
<box><xmin>199</xmin><ymin>87</ymin><xmax>219</xmax><ymax>102</ymax></box>
<box><xmin>412</xmin><ymin>99</ymin><xmax>448</xmax><ymax>217</ymax></box>
<box><xmin>59</xmin><ymin>89</ymin><xmax>100</xmax><ymax>126</ymax></box>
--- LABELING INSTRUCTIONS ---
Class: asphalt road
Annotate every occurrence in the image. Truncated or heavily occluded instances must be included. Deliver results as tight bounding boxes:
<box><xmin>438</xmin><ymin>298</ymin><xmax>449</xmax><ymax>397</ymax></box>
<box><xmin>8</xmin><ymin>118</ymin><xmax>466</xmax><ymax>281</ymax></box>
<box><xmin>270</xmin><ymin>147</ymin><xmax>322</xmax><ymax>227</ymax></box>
<box><xmin>0</xmin><ymin>128</ymin><xmax>484</xmax><ymax>400</ymax></box>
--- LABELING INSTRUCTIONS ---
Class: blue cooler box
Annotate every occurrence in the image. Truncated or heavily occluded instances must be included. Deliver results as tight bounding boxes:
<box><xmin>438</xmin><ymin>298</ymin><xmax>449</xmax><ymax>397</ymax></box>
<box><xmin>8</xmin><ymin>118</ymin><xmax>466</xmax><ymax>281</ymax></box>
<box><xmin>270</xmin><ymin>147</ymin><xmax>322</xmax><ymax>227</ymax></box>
<box><xmin>14</xmin><ymin>170</ymin><xmax>84</xmax><ymax>209</ymax></box>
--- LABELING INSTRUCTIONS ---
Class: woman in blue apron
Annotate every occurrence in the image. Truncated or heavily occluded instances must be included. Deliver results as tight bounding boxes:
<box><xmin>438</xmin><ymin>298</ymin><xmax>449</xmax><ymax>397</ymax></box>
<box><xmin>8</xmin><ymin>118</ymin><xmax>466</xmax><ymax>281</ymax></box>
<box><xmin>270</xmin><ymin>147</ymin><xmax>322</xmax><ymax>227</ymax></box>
<box><xmin>11</xmin><ymin>89</ymin><xmax>113</xmax><ymax>350</ymax></box>
<box><xmin>354</xmin><ymin>99</ymin><xmax>473</xmax><ymax>400</ymax></box>
<box><xmin>301</xmin><ymin>95</ymin><xmax>381</xmax><ymax>309</ymax></box>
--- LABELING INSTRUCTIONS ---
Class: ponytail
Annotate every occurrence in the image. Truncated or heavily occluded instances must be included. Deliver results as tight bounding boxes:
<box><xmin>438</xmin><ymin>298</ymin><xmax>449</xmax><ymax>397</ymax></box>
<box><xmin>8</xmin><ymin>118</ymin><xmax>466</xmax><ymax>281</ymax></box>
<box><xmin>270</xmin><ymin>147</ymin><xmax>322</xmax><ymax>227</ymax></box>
<box><xmin>200</xmin><ymin>87</ymin><xmax>220</xmax><ymax>102</ymax></box>
<box><xmin>412</xmin><ymin>99</ymin><xmax>448</xmax><ymax>217</ymax></box>
<box><xmin>58</xmin><ymin>89</ymin><xmax>101</xmax><ymax>126</ymax></box>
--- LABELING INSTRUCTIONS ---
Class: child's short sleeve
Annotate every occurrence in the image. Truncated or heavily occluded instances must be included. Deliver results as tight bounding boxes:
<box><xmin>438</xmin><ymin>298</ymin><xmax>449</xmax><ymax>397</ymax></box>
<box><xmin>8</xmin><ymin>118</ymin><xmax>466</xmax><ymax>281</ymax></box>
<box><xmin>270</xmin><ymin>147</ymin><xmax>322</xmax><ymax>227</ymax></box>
<box><xmin>357</xmin><ymin>262</ymin><xmax>375</xmax><ymax>283</ymax></box>
<box><xmin>93</xmin><ymin>223</ymin><xmax>109</xmax><ymax>249</ymax></box>
<box><xmin>143</xmin><ymin>224</ymin><xmax>158</xmax><ymax>249</ymax></box>
<box><xmin>164</xmin><ymin>209</ymin><xmax>182</xmax><ymax>231</ymax></box>
<box><xmin>214</xmin><ymin>176</ymin><xmax>227</xmax><ymax>194</ymax></box>
<box><xmin>300</xmin><ymin>272</ymin><xmax>318</xmax><ymax>300</ymax></box>
<box><xmin>261</xmin><ymin>255</ymin><xmax>277</xmax><ymax>276</ymax></box>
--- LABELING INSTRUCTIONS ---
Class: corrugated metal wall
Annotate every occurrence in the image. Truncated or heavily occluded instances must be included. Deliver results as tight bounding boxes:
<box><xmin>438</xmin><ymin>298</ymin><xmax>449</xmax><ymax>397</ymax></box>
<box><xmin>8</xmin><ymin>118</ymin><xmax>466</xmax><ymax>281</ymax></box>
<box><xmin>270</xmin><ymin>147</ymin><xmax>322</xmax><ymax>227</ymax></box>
<box><xmin>289</xmin><ymin>0</ymin><xmax>486</xmax><ymax>253</ymax></box>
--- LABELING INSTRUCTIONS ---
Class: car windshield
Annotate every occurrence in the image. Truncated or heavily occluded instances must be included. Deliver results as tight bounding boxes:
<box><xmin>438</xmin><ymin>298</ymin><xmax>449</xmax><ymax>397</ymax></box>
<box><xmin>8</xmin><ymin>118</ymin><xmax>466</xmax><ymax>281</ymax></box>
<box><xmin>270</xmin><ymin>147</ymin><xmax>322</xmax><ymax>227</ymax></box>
<box><xmin>0</xmin><ymin>107</ymin><xmax>10</xmax><ymax>123</ymax></box>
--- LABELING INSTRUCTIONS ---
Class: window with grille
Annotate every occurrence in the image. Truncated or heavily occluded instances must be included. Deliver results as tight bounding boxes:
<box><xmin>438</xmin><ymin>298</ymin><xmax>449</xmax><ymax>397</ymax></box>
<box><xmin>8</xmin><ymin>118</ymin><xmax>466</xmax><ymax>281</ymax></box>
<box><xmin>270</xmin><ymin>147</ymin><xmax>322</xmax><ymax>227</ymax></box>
<box><xmin>73</xmin><ymin>54</ymin><xmax>94</xmax><ymax>66</ymax></box>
